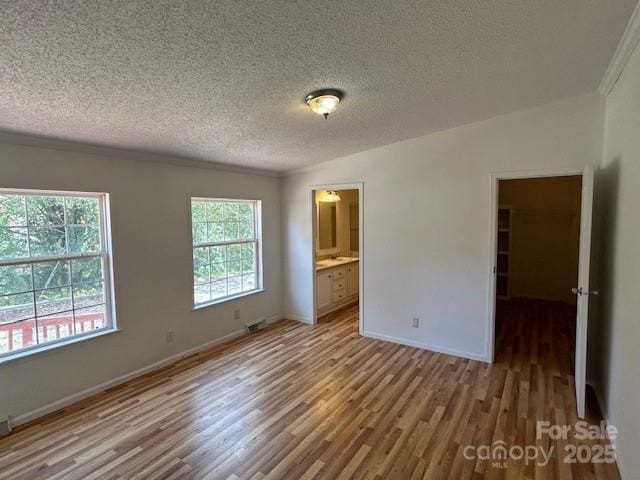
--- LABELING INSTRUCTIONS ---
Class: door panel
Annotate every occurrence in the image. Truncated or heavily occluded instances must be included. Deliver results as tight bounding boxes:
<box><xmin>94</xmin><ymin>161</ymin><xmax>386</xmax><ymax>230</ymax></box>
<box><xmin>575</xmin><ymin>165</ymin><xmax>595</xmax><ymax>418</ymax></box>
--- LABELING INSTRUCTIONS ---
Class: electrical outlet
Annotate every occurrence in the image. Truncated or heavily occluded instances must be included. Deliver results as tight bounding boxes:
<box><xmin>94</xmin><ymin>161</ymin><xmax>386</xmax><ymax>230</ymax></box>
<box><xmin>412</xmin><ymin>317</ymin><xmax>420</xmax><ymax>328</ymax></box>
<box><xmin>234</xmin><ymin>309</ymin><xmax>241</xmax><ymax>320</ymax></box>
<box><xmin>166</xmin><ymin>331</ymin><xmax>175</xmax><ymax>343</ymax></box>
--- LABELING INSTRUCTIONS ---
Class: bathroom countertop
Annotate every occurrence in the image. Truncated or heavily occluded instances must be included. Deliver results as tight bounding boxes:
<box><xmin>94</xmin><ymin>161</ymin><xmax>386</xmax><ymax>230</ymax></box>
<box><xmin>316</xmin><ymin>257</ymin><xmax>359</xmax><ymax>271</ymax></box>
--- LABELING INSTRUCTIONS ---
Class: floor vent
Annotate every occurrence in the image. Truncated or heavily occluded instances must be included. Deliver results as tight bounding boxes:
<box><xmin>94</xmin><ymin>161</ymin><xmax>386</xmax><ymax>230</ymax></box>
<box><xmin>246</xmin><ymin>318</ymin><xmax>267</xmax><ymax>334</ymax></box>
<box><xmin>0</xmin><ymin>417</ymin><xmax>11</xmax><ymax>437</ymax></box>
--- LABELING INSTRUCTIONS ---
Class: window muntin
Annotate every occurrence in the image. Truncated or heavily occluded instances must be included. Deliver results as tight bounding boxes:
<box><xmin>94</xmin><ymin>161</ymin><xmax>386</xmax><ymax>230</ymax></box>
<box><xmin>191</xmin><ymin>198</ymin><xmax>261</xmax><ymax>307</ymax></box>
<box><xmin>0</xmin><ymin>190</ymin><xmax>114</xmax><ymax>358</ymax></box>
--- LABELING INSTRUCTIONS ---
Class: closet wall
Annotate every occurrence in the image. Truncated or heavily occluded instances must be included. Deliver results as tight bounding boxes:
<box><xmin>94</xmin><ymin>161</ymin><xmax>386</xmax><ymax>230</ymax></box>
<box><xmin>499</xmin><ymin>176</ymin><xmax>582</xmax><ymax>304</ymax></box>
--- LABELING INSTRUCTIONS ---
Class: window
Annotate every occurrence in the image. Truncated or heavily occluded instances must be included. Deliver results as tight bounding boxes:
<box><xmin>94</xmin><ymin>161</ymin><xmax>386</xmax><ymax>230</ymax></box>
<box><xmin>0</xmin><ymin>190</ymin><xmax>115</xmax><ymax>358</ymax></box>
<box><xmin>191</xmin><ymin>198</ymin><xmax>262</xmax><ymax>307</ymax></box>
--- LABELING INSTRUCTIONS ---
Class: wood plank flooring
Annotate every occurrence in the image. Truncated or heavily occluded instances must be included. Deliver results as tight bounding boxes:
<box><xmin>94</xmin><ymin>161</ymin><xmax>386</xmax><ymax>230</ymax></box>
<box><xmin>0</xmin><ymin>300</ymin><xmax>620</xmax><ymax>479</ymax></box>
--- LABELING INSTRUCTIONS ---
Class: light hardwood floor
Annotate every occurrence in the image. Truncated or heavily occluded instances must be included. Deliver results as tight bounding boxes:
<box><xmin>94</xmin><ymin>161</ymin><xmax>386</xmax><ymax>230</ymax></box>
<box><xmin>0</xmin><ymin>300</ymin><xmax>620</xmax><ymax>479</ymax></box>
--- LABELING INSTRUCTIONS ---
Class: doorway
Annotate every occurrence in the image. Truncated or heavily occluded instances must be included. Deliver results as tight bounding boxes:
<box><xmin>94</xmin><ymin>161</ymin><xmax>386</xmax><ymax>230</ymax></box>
<box><xmin>310</xmin><ymin>184</ymin><xmax>363</xmax><ymax>333</ymax></box>
<box><xmin>488</xmin><ymin>167</ymin><xmax>595</xmax><ymax>418</ymax></box>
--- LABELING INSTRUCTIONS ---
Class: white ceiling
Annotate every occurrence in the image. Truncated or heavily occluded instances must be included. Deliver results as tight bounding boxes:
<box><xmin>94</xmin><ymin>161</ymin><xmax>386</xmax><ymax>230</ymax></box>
<box><xmin>1</xmin><ymin>1</ymin><xmax>637</xmax><ymax>172</ymax></box>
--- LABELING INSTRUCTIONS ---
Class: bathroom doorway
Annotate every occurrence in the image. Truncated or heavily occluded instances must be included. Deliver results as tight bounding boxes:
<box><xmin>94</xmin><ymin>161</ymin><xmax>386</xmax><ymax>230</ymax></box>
<box><xmin>310</xmin><ymin>183</ymin><xmax>363</xmax><ymax>333</ymax></box>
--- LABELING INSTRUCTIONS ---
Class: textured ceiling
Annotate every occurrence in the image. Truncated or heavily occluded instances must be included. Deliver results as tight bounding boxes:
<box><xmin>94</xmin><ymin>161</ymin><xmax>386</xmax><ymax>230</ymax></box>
<box><xmin>0</xmin><ymin>1</ymin><xmax>637</xmax><ymax>172</ymax></box>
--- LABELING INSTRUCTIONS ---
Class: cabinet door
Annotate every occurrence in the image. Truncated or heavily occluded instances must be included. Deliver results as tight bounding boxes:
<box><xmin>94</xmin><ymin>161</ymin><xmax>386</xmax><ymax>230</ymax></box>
<box><xmin>347</xmin><ymin>263</ymin><xmax>359</xmax><ymax>297</ymax></box>
<box><xmin>317</xmin><ymin>271</ymin><xmax>333</xmax><ymax>310</ymax></box>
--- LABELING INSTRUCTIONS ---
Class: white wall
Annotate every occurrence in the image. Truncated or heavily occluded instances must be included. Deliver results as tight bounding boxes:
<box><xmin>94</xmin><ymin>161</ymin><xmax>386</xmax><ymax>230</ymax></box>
<box><xmin>282</xmin><ymin>93</ymin><xmax>604</xmax><ymax>360</ymax></box>
<box><xmin>0</xmin><ymin>138</ymin><xmax>282</xmax><ymax>422</ymax></box>
<box><xmin>593</xmin><ymin>40</ymin><xmax>640</xmax><ymax>480</ymax></box>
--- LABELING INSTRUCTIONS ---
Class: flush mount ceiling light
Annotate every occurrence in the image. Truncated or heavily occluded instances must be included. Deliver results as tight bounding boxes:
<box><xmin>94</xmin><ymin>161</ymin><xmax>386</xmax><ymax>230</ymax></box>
<box><xmin>305</xmin><ymin>89</ymin><xmax>343</xmax><ymax>119</ymax></box>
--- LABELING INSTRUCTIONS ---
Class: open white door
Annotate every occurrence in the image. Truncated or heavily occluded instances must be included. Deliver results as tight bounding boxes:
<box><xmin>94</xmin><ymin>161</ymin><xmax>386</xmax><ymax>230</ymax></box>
<box><xmin>574</xmin><ymin>164</ymin><xmax>595</xmax><ymax>418</ymax></box>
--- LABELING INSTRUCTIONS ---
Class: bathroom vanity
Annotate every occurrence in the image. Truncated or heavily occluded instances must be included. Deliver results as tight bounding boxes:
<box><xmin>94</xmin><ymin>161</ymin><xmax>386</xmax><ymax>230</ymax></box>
<box><xmin>316</xmin><ymin>257</ymin><xmax>359</xmax><ymax>315</ymax></box>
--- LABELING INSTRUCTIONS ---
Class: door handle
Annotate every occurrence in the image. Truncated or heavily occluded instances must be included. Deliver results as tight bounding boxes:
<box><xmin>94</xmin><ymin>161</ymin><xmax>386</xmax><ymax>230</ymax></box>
<box><xmin>572</xmin><ymin>287</ymin><xmax>599</xmax><ymax>296</ymax></box>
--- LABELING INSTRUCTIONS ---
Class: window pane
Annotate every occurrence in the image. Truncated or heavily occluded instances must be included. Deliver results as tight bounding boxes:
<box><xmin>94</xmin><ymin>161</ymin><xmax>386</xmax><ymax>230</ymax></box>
<box><xmin>210</xmin><ymin>262</ymin><xmax>226</xmax><ymax>281</ymax></box>
<box><xmin>74</xmin><ymin>304</ymin><xmax>106</xmax><ymax>334</ymax></box>
<box><xmin>68</xmin><ymin>226</ymin><xmax>100</xmax><ymax>254</ymax></box>
<box><xmin>238</xmin><ymin>202</ymin><xmax>253</xmax><ymax>220</ymax></box>
<box><xmin>227</xmin><ymin>260</ymin><xmax>242</xmax><ymax>276</ymax></box>
<box><xmin>71</xmin><ymin>257</ymin><xmax>103</xmax><ymax>284</ymax></box>
<box><xmin>0</xmin><ymin>227</ymin><xmax>28</xmax><ymax>260</ymax></box>
<box><xmin>210</xmin><ymin>245</ymin><xmax>226</xmax><ymax>263</ymax></box>
<box><xmin>0</xmin><ymin>264</ymin><xmax>32</xmax><ymax>295</ymax></box>
<box><xmin>241</xmin><ymin>243</ymin><xmax>256</xmax><ymax>273</ymax></box>
<box><xmin>35</xmin><ymin>286</ymin><xmax>72</xmax><ymax>317</ymax></box>
<box><xmin>194</xmin><ymin>283</ymin><xmax>211</xmax><ymax>304</ymax></box>
<box><xmin>33</xmin><ymin>260</ymin><xmax>71</xmax><ymax>290</ymax></box>
<box><xmin>224</xmin><ymin>222</ymin><xmax>239</xmax><ymax>241</ymax></box>
<box><xmin>227</xmin><ymin>244</ymin><xmax>241</xmax><ymax>261</ymax></box>
<box><xmin>193</xmin><ymin>247</ymin><xmax>209</xmax><ymax>284</ymax></box>
<box><xmin>211</xmin><ymin>280</ymin><xmax>226</xmax><ymax>300</ymax></box>
<box><xmin>38</xmin><ymin>312</ymin><xmax>74</xmax><ymax>344</ymax></box>
<box><xmin>192</xmin><ymin>223</ymin><xmax>207</xmax><ymax>245</ymax></box>
<box><xmin>29</xmin><ymin>226</ymin><xmax>66</xmax><ymax>257</ymax></box>
<box><xmin>27</xmin><ymin>196</ymin><xmax>65</xmax><ymax>226</ymax></box>
<box><xmin>224</xmin><ymin>203</ymin><xmax>239</xmax><ymax>221</ymax></box>
<box><xmin>207</xmin><ymin>222</ymin><xmax>224</xmax><ymax>243</ymax></box>
<box><xmin>0</xmin><ymin>195</ymin><xmax>27</xmax><ymax>227</ymax></box>
<box><xmin>206</xmin><ymin>202</ymin><xmax>224</xmax><ymax>222</ymax></box>
<box><xmin>0</xmin><ymin>318</ymin><xmax>36</xmax><ymax>354</ymax></box>
<box><xmin>57</xmin><ymin>321</ymin><xmax>73</xmax><ymax>340</ymax></box>
<box><xmin>66</xmin><ymin>197</ymin><xmax>99</xmax><ymax>225</ymax></box>
<box><xmin>228</xmin><ymin>276</ymin><xmax>242</xmax><ymax>295</ymax></box>
<box><xmin>238</xmin><ymin>219</ymin><xmax>253</xmax><ymax>240</ymax></box>
<box><xmin>73</xmin><ymin>281</ymin><xmax>104</xmax><ymax>309</ymax></box>
<box><xmin>242</xmin><ymin>273</ymin><xmax>256</xmax><ymax>292</ymax></box>
<box><xmin>0</xmin><ymin>292</ymin><xmax>34</xmax><ymax>324</ymax></box>
<box><xmin>191</xmin><ymin>201</ymin><xmax>207</xmax><ymax>223</ymax></box>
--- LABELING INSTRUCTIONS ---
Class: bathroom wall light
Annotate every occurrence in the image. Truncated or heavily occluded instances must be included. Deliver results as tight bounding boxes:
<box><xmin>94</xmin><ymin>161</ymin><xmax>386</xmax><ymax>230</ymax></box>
<box><xmin>325</xmin><ymin>190</ymin><xmax>341</xmax><ymax>202</ymax></box>
<box><xmin>305</xmin><ymin>89</ymin><xmax>343</xmax><ymax>119</ymax></box>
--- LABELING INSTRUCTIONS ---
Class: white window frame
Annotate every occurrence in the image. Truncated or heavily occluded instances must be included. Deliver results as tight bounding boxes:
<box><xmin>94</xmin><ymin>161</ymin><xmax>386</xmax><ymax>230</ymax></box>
<box><xmin>189</xmin><ymin>196</ymin><xmax>264</xmax><ymax>310</ymax></box>
<box><xmin>0</xmin><ymin>188</ymin><xmax>117</xmax><ymax>362</ymax></box>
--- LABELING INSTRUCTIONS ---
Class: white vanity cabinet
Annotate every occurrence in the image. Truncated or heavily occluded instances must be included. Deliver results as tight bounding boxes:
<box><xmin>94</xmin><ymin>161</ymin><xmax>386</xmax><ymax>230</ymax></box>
<box><xmin>316</xmin><ymin>260</ymin><xmax>358</xmax><ymax>316</ymax></box>
<box><xmin>317</xmin><ymin>270</ymin><xmax>333</xmax><ymax>311</ymax></box>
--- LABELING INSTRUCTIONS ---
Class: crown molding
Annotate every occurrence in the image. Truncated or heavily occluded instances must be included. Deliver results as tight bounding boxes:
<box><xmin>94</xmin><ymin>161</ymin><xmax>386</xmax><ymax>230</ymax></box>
<box><xmin>0</xmin><ymin>130</ymin><xmax>282</xmax><ymax>178</ymax></box>
<box><xmin>599</xmin><ymin>0</ymin><xmax>640</xmax><ymax>96</ymax></box>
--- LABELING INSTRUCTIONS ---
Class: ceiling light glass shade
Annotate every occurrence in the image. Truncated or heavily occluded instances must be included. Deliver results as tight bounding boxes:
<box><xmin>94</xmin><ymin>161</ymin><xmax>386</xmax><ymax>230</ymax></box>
<box><xmin>305</xmin><ymin>89</ymin><xmax>343</xmax><ymax>118</ymax></box>
<box><xmin>307</xmin><ymin>94</ymin><xmax>340</xmax><ymax>115</ymax></box>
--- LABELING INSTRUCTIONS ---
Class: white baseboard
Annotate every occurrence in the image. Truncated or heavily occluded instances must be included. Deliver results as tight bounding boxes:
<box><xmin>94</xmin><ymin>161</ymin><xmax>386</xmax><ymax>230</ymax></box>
<box><xmin>12</xmin><ymin>313</ymin><xmax>285</xmax><ymax>427</ymax></box>
<box><xmin>284</xmin><ymin>313</ymin><xmax>313</xmax><ymax>324</ymax></box>
<box><xmin>362</xmin><ymin>330</ymin><xmax>489</xmax><ymax>363</ymax></box>
<box><xmin>266</xmin><ymin>313</ymin><xmax>284</xmax><ymax>324</ymax></box>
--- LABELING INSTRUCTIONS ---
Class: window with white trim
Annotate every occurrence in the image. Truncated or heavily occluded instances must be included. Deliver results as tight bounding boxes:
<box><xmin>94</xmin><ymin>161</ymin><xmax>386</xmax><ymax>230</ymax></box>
<box><xmin>191</xmin><ymin>198</ymin><xmax>262</xmax><ymax>307</ymax></box>
<box><xmin>0</xmin><ymin>190</ymin><xmax>115</xmax><ymax>358</ymax></box>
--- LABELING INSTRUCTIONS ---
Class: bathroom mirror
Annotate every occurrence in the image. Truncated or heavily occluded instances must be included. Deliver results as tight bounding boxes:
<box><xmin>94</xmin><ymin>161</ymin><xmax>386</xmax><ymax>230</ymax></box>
<box><xmin>318</xmin><ymin>202</ymin><xmax>337</xmax><ymax>250</ymax></box>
